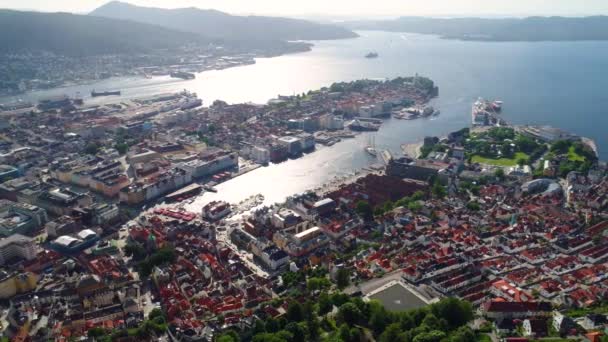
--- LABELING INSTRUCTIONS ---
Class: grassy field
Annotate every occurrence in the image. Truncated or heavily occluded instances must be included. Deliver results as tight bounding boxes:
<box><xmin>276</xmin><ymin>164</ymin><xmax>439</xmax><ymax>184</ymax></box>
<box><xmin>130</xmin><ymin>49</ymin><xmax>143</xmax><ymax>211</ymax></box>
<box><xmin>568</xmin><ymin>146</ymin><xmax>586</xmax><ymax>162</ymax></box>
<box><xmin>471</xmin><ymin>152</ymin><xmax>529</xmax><ymax>167</ymax></box>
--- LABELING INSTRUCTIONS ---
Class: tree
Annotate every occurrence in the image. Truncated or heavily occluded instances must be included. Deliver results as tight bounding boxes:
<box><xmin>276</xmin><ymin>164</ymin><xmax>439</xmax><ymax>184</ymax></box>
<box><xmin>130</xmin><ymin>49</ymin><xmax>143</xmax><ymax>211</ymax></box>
<box><xmin>337</xmin><ymin>303</ymin><xmax>362</xmax><ymax>326</ymax></box>
<box><xmin>84</xmin><ymin>142</ymin><xmax>100</xmax><ymax>155</ymax></box>
<box><xmin>318</xmin><ymin>292</ymin><xmax>333</xmax><ymax>315</ymax></box>
<box><xmin>330</xmin><ymin>292</ymin><xmax>350</xmax><ymax>307</ymax></box>
<box><xmin>383</xmin><ymin>201</ymin><xmax>394</xmax><ymax>213</ymax></box>
<box><xmin>408</xmin><ymin>201</ymin><xmax>423</xmax><ymax>213</ymax></box>
<box><xmin>551</xmin><ymin>140</ymin><xmax>571</xmax><ymax>154</ymax></box>
<box><xmin>284</xmin><ymin>322</ymin><xmax>306</xmax><ymax>342</ymax></box>
<box><xmin>307</xmin><ymin>314</ymin><xmax>321</xmax><ymax>341</ymax></box>
<box><xmin>466</xmin><ymin>201</ymin><xmax>481</xmax><ymax>211</ymax></box>
<box><xmin>515</xmin><ymin>135</ymin><xmax>539</xmax><ymax>153</ymax></box>
<box><xmin>265</xmin><ymin>317</ymin><xmax>280</xmax><ymax>333</ymax></box>
<box><xmin>432</xmin><ymin>181</ymin><xmax>446</xmax><ymax>199</ymax></box>
<box><xmin>275</xmin><ymin>331</ymin><xmax>294</xmax><ymax>341</ymax></box>
<box><xmin>379</xmin><ymin>323</ymin><xmax>405</xmax><ymax>342</ymax></box>
<box><xmin>217</xmin><ymin>330</ymin><xmax>240</xmax><ymax>342</ymax></box>
<box><xmin>87</xmin><ymin>327</ymin><xmax>106</xmax><ymax>338</ymax></box>
<box><xmin>368</xmin><ymin>301</ymin><xmax>390</xmax><ymax>335</ymax></box>
<box><xmin>339</xmin><ymin>323</ymin><xmax>352</xmax><ymax>342</ymax></box>
<box><xmin>253</xmin><ymin>320</ymin><xmax>266</xmax><ymax>335</ymax></box>
<box><xmin>320</xmin><ymin>316</ymin><xmax>337</xmax><ymax>333</ymax></box>
<box><xmin>348</xmin><ymin>327</ymin><xmax>362</xmax><ymax>342</ymax></box>
<box><xmin>302</xmin><ymin>301</ymin><xmax>315</xmax><ymax>322</ymax></box>
<box><xmin>355</xmin><ymin>201</ymin><xmax>373</xmax><ymax>221</ymax></box>
<box><xmin>286</xmin><ymin>301</ymin><xmax>304</xmax><ymax>322</ymax></box>
<box><xmin>252</xmin><ymin>332</ymin><xmax>290</xmax><ymax>342</ymax></box>
<box><xmin>148</xmin><ymin>308</ymin><xmax>165</xmax><ymax>321</ymax></box>
<box><xmin>399</xmin><ymin>312</ymin><xmax>415</xmax><ymax>331</ymax></box>
<box><xmin>413</xmin><ymin>330</ymin><xmax>446</xmax><ymax>342</ymax></box>
<box><xmin>114</xmin><ymin>142</ymin><xmax>128</xmax><ymax>155</ymax></box>
<box><xmin>307</xmin><ymin>277</ymin><xmax>331</xmax><ymax>292</ymax></box>
<box><xmin>517</xmin><ymin>157</ymin><xmax>527</xmax><ymax>167</ymax></box>
<box><xmin>281</xmin><ymin>271</ymin><xmax>305</xmax><ymax>288</ymax></box>
<box><xmin>412</xmin><ymin>191</ymin><xmax>425</xmax><ymax>201</ymax></box>
<box><xmin>336</xmin><ymin>269</ymin><xmax>350</xmax><ymax>290</ymax></box>
<box><xmin>430</xmin><ymin>298</ymin><xmax>473</xmax><ymax>330</ymax></box>
<box><xmin>488</xmin><ymin>127</ymin><xmax>515</xmax><ymax>141</ymax></box>
<box><xmin>217</xmin><ymin>336</ymin><xmax>238</xmax><ymax>342</ymax></box>
<box><xmin>494</xmin><ymin>168</ymin><xmax>505</xmax><ymax>180</ymax></box>
<box><xmin>124</xmin><ymin>243</ymin><xmax>146</xmax><ymax>260</ymax></box>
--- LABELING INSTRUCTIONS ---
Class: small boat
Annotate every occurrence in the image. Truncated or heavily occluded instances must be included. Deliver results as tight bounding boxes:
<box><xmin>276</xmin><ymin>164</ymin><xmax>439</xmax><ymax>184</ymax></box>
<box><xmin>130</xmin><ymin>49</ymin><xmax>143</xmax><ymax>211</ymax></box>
<box><xmin>365</xmin><ymin>146</ymin><xmax>378</xmax><ymax>156</ymax></box>
<box><xmin>365</xmin><ymin>134</ymin><xmax>378</xmax><ymax>156</ymax></box>
<box><xmin>365</xmin><ymin>52</ymin><xmax>379</xmax><ymax>59</ymax></box>
<box><xmin>203</xmin><ymin>184</ymin><xmax>218</xmax><ymax>193</ymax></box>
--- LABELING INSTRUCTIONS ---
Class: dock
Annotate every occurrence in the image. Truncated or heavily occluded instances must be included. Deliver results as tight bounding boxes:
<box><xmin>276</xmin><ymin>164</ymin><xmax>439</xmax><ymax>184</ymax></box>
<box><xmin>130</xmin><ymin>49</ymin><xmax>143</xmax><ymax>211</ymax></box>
<box><xmin>165</xmin><ymin>183</ymin><xmax>202</xmax><ymax>201</ymax></box>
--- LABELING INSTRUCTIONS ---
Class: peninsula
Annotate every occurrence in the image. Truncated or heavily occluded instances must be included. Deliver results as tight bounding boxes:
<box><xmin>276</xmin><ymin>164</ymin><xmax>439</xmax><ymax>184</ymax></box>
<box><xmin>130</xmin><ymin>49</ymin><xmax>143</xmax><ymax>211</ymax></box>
<box><xmin>0</xmin><ymin>3</ymin><xmax>358</xmax><ymax>96</ymax></box>
<box><xmin>344</xmin><ymin>16</ymin><xmax>608</xmax><ymax>42</ymax></box>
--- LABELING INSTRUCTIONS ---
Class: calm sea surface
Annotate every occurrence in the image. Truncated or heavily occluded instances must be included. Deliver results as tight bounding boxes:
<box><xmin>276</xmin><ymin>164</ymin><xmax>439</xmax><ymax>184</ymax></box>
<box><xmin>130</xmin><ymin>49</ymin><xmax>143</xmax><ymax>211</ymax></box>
<box><xmin>5</xmin><ymin>31</ymin><xmax>608</xmax><ymax>206</ymax></box>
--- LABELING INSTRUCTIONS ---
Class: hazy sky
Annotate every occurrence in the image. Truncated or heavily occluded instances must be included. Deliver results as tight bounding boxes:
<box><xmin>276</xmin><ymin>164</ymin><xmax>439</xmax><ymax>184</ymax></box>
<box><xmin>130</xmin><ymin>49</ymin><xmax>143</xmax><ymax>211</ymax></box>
<box><xmin>2</xmin><ymin>0</ymin><xmax>607</xmax><ymax>17</ymax></box>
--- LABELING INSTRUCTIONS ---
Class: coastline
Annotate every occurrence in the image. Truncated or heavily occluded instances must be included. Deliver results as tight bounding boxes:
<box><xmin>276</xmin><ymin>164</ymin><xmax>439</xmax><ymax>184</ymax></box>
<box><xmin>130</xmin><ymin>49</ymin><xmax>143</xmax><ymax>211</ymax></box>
<box><xmin>0</xmin><ymin>36</ymin><xmax>349</xmax><ymax>102</ymax></box>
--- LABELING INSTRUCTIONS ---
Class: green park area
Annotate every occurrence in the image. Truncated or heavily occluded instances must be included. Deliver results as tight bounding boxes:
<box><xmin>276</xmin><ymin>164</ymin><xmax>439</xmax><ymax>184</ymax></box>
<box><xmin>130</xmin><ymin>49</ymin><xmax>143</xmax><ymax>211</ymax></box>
<box><xmin>471</xmin><ymin>151</ymin><xmax>529</xmax><ymax>167</ymax></box>
<box><xmin>567</xmin><ymin>145</ymin><xmax>586</xmax><ymax>162</ymax></box>
<box><xmin>549</xmin><ymin>139</ymin><xmax>597</xmax><ymax>177</ymax></box>
<box><xmin>465</xmin><ymin>127</ymin><xmax>545</xmax><ymax>167</ymax></box>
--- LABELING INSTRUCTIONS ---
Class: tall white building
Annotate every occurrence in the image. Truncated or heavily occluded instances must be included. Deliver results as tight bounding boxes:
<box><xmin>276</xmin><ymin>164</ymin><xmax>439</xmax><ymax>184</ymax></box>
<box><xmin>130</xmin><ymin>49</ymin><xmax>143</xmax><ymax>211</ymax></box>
<box><xmin>251</xmin><ymin>146</ymin><xmax>270</xmax><ymax>164</ymax></box>
<box><xmin>0</xmin><ymin>234</ymin><xmax>37</xmax><ymax>265</ymax></box>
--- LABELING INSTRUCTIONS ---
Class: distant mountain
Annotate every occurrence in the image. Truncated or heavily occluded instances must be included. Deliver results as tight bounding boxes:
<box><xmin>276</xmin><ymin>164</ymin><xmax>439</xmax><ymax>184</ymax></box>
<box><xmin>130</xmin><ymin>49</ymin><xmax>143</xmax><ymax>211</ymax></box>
<box><xmin>90</xmin><ymin>1</ymin><xmax>358</xmax><ymax>43</ymax></box>
<box><xmin>0</xmin><ymin>9</ymin><xmax>210</xmax><ymax>56</ymax></box>
<box><xmin>345</xmin><ymin>16</ymin><xmax>608</xmax><ymax>41</ymax></box>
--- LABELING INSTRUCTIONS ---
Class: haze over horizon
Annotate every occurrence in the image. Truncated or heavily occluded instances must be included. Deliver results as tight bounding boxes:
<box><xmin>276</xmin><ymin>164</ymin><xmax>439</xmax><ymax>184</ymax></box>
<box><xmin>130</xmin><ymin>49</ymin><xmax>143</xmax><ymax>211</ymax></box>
<box><xmin>2</xmin><ymin>0</ymin><xmax>608</xmax><ymax>18</ymax></box>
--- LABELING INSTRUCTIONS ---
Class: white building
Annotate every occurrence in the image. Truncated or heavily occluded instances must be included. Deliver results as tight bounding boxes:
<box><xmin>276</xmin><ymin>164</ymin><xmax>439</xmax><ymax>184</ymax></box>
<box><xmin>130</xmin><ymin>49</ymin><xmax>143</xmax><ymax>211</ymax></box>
<box><xmin>179</xmin><ymin>153</ymin><xmax>238</xmax><ymax>179</ymax></box>
<box><xmin>0</xmin><ymin>234</ymin><xmax>37</xmax><ymax>265</ymax></box>
<box><xmin>277</xmin><ymin>136</ymin><xmax>302</xmax><ymax>156</ymax></box>
<box><xmin>260</xmin><ymin>246</ymin><xmax>290</xmax><ymax>271</ymax></box>
<box><xmin>297</xmin><ymin>133</ymin><xmax>315</xmax><ymax>151</ymax></box>
<box><xmin>293</xmin><ymin>226</ymin><xmax>323</xmax><ymax>245</ymax></box>
<box><xmin>251</xmin><ymin>146</ymin><xmax>270</xmax><ymax>165</ymax></box>
<box><xmin>319</xmin><ymin>114</ymin><xmax>344</xmax><ymax>130</ymax></box>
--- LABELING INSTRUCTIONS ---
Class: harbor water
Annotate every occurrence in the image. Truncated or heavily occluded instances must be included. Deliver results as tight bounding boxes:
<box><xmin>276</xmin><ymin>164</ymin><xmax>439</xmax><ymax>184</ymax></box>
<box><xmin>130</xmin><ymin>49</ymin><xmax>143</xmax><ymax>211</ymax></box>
<box><xmin>5</xmin><ymin>31</ymin><xmax>608</xmax><ymax>206</ymax></box>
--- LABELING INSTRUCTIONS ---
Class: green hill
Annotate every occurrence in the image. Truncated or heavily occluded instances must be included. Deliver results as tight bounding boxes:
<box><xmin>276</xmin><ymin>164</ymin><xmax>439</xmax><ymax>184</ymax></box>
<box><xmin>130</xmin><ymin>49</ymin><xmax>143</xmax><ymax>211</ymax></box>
<box><xmin>0</xmin><ymin>9</ymin><xmax>211</xmax><ymax>56</ymax></box>
<box><xmin>90</xmin><ymin>1</ymin><xmax>358</xmax><ymax>43</ymax></box>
